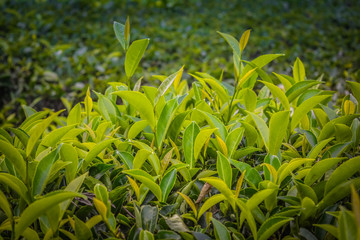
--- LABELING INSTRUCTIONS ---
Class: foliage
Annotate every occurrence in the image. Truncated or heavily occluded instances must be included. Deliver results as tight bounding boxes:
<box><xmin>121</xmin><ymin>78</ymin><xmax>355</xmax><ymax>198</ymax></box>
<box><xmin>1</xmin><ymin>16</ymin><xmax>360</xmax><ymax>240</ymax></box>
<box><xmin>1</xmin><ymin>0</ymin><xmax>360</xmax><ymax>127</ymax></box>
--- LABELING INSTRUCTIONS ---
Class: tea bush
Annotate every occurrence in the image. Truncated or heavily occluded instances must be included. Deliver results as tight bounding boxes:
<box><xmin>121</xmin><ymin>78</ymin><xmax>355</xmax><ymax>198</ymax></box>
<box><xmin>0</xmin><ymin>18</ymin><xmax>360</xmax><ymax>240</ymax></box>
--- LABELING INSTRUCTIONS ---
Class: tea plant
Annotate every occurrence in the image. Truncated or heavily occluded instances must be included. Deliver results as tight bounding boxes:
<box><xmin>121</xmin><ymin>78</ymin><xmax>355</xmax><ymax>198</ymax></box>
<box><xmin>0</xmin><ymin>18</ymin><xmax>359</xmax><ymax>240</ymax></box>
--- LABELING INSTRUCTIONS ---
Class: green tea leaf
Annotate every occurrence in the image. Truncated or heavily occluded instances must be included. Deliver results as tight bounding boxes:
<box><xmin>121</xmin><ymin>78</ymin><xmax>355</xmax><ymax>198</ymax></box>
<box><xmin>177</xmin><ymin>192</ymin><xmax>197</xmax><ymax>217</ymax></box>
<box><xmin>307</xmin><ymin>137</ymin><xmax>334</xmax><ymax>159</ymax></box>
<box><xmin>197</xmin><ymin>110</ymin><xmax>228</xmax><ymax>141</ymax></box>
<box><xmin>160</xmin><ymin>169</ymin><xmax>177</xmax><ymax>202</ymax></box>
<box><xmin>347</xmin><ymin>81</ymin><xmax>360</xmax><ymax>111</ymax></box>
<box><xmin>67</xmin><ymin>103</ymin><xmax>82</xmax><ymax>126</ymax></box>
<box><xmin>240</xmin><ymin>88</ymin><xmax>257</xmax><ymax>111</ymax></box>
<box><xmin>36</xmin><ymin>124</ymin><xmax>76</xmax><ymax>155</ymax></box>
<box><xmin>113</xmin><ymin>90</ymin><xmax>155</xmax><ymax>129</ymax></box>
<box><xmin>74</xmin><ymin>216</ymin><xmax>93</xmax><ymax>240</ymax></box>
<box><xmin>269</xmin><ymin>111</ymin><xmax>290</xmax><ymax>155</ymax></box>
<box><xmin>194</xmin><ymin>128</ymin><xmax>216</xmax><ymax>161</ymax></box>
<box><xmin>217</xmin><ymin>151</ymin><xmax>232</xmax><ymax>188</ymax></box>
<box><xmin>26</xmin><ymin>110</ymin><xmax>64</xmax><ymax>157</ymax></box>
<box><xmin>156</xmin><ymin>98</ymin><xmax>178</xmax><ymax>148</ymax></box>
<box><xmin>128</xmin><ymin>120</ymin><xmax>149</xmax><ymax>139</ymax></box>
<box><xmin>199</xmin><ymin>177</ymin><xmax>234</xmax><ymax>207</ymax></box>
<box><xmin>293</xmin><ymin>58</ymin><xmax>305</xmax><ymax>82</ymax></box>
<box><xmin>286</xmin><ymin>80</ymin><xmax>321</xmax><ymax>103</ymax></box>
<box><xmin>0</xmin><ymin>129</ymin><xmax>12</xmax><ymax>143</ymax></box>
<box><xmin>125</xmin><ymin>39</ymin><xmax>149</xmax><ymax>78</ymax></box>
<box><xmin>133</xmin><ymin>149</ymin><xmax>152</xmax><ymax>169</ymax></box>
<box><xmin>339</xmin><ymin>207</ymin><xmax>358</xmax><ymax>240</ymax></box>
<box><xmin>0</xmin><ymin>140</ymin><xmax>26</xmax><ymax>180</ymax></box>
<box><xmin>113</xmin><ymin>21</ymin><xmax>126</xmax><ymax>51</ymax></box>
<box><xmin>259</xmin><ymin>81</ymin><xmax>290</xmax><ymax>110</ymax></box>
<box><xmin>258</xmin><ymin>216</ymin><xmax>293</xmax><ymax>240</ymax></box>
<box><xmin>226</xmin><ymin>127</ymin><xmax>245</xmax><ymax>158</ymax></box>
<box><xmin>247</xmin><ymin>111</ymin><xmax>269</xmax><ymax>151</ymax></box>
<box><xmin>97</xmin><ymin>93</ymin><xmax>120</xmax><ymax>125</ymax></box>
<box><xmin>154</xmin><ymin>67</ymin><xmax>183</xmax><ymax>105</ymax></box>
<box><xmin>295</xmin><ymin>180</ymin><xmax>318</xmax><ymax>204</ymax></box>
<box><xmin>291</xmin><ymin>95</ymin><xmax>331</xmax><ymax>131</ymax></box>
<box><xmin>123</xmin><ymin>169</ymin><xmax>162</xmax><ymax>201</ymax></box>
<box><xmin>140</xmin><ymin>230</ymin><xmax>155</xmax><ymax>240</ymax></box>
<box><xmin>198</xmin><ymin>194</ymin><xmax>226</xmax><ymax>220</ymax></box>
<box><xmin>0</xmin><ymin>173</ymin><xmax>30</xmax><ymax>203</ymax></box>
<box><xmin>334</xmin><ymin>123</ymin><xmax>352</xmax><ymax>142</ymax></box>
<box><xmin>20</xmin><ymin>110</ymin><xmax>50</xmax><ymax>131</ymax></box>
<box><xmin>85</xmin><ymin>88</ymin><xmax>93</xmax><ymax>121</ymax></box>
<box><xmin>277</xmin><ymin>158</ymin><xmax>314</xmax><ymax>184</ymax></box>
<box><xmin>325</xmin><ymin>156</ymin><xmax>360</xmax><ymax>194</ymax></box>
<box><xmin>15</xmin><ymin>191</ymin><xmax>85</xmax><ymax>239</ymax></box>
<box><xmin>0</xmin><ymin>190</ymin><xmax>12</xmax><ymax>219</ymax></box>
<box><xmin>319</xmin><ymin>177</ymin><xmax>360</xmax><ymax>212</ymax></box>
<box><xmin>239</xmin><ymin>29</ymin><xmax>251</xmax><ymax>52</ymax></box>
<box><xmin>273</xmin><ymin>72</ymin><xmax>293</xmax><ymax>90</ymax></box>
<box><xmin>168</xmin><ymin>111</ymin><xmax>191</xmax><ymax>142</ymax></box>
<box><xmin>247</xmin><ymin>189</ymin><xmax>276</xmax><ymax>210</ymax></box>
<box><xmin>10</xmin><ymin>127</ymin><xmax>29</xmax><ymax>148</ymax></box>
<box><xmin>130</xmin><ymin>141</ymin><xmax>161</xmax><ymax>175</ymax></box>
<box><xmin>217</xmin><ymin>31</ymin><xmax>241</xmax><ymax>57</ymax></box>
<box><xmin>60</xmin><ymin>173</ymin><xmax>87</xmax><ymax>218</ymax></box>
<box><xmin>199</xmin><ymin>77</ymin><xmax>229</xmax><ymax>106</ymax></box>
<box><xmin>234</xmin><ymin>198</ymin><xmax>258</xmax><ymax>238</ymax></box>
<box><xmin>32</xmin><ymin>148</ymin><xmax>59</xmax><ymax>196</ymax></box>
<box><xmin>82</xmin><ymin>138</ymin><xmax>117</xmax><ymax>170</ymax></box>
<box><xmin>313</xmin><ymin>224</ymin><xmax>338</xmax><ymax>238</ymax></box>
<box><xmin>118</xmin><ymin>151</ymin><xmax>134</xmax><ymax>169</ymax></box>
<box><xmin>0</xmin><ymin>223</ymin><xmax>39</xmax><ymax>240</ymax></box>
<box><xmin>183</xmin><ymin>122</ymin><xmax>200</xmax><ymax>168</ymax></box>
<box><xmin>212</xmin><ymin>217</ymin><xmax>231</xmax><ymax>240</ymax></box>
<box><xmin>241</xmin><ymin>54</ymin><xmax>284</xmax><ymax>78</ymax></box>
<box><xmin>304</xmin><ymin>157</ymin><xmax>344</xmax><ymax>186</ymax></box>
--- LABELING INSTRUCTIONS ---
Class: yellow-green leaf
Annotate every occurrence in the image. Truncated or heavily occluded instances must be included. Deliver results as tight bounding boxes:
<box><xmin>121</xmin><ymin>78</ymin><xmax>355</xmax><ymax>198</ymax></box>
<box><xmin>125</xmin><ymin>39</ymin><xmax>149</xmax><ymax>78</ymax></box>
<box><xmin>124</xmin><ymin>169</ymin><xmax>162</xmax><ymax>201</ymax></box>
<box><xmin>0</xmin><ymin>140</ymin><xmax>26</xmax><ymax>180</ymax></box>
<box><xmin>15</xmin><ymin>191</ymin><xmax>85</xmax><ymax>239</ymax></box>
<box><xmin>194</xmin><ymin>128</ymin><xmax>216</xmax><ymax>161</ymax></box>
<box><xmin>217</xmin><ymin>151</ymin><xmax>232</xmax><ymax>188</ymax></box>
<box><xmin>198</xmin><ymin>194</ymin><xmax>226</xmax><ymax>220</ymax></box>
<box><xmin>259</xmin><ymin>81</ymin><xmax>290</xmax><ymax>110</ymax></box>
<box><xmin>177</xmin><ymin>192</ymin><xmax>197</xmax><ymax>217</ymax></box>
<box><xmin>26</xmin><ymin>110</ymin><xmax>64</xmax><ymax>157</ymax></box>
<box><xmin>128</xmin><ymin>120</ymin><xmax>149</xmax><ymax>139</ymax></box>
<box><xmin>291</xmin><ymin>95</ymin><xmax>331</xmax><ymax>131</ymax></box>
<box><xmin>113</xmin><ymin>91</ymin><xmax>155</xmax><ymax>129</ymax></box>
<box><xmin>269</xmin><ymin>111</ymin><xmax>290</xmax><ymax>155</ymax></box>
<box><xmin>239</xmin><ymin>29</ymin><xmax>251</xmax><ymax>52</ymax></box>
<box><xmin>199</xmin><ymin>177</ymin><xmax>234</xmax><ymax>207</ymax></box>
<box><xmin>293</xmin><ymin>57</ymin><xmax>305</xmax><ymax>82</ymax></box>
<box><xmin>82</xmin><ymin>138</ymin><xmax>117</xmax><ymax>170</ymax></box>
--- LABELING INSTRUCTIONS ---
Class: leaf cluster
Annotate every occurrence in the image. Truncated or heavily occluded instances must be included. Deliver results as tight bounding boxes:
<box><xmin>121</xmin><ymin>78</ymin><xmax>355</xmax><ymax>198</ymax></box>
<box><xmin>0</xmin><ymin>17</ymin><xmax>360</xmax><ymax>240</ymax></box>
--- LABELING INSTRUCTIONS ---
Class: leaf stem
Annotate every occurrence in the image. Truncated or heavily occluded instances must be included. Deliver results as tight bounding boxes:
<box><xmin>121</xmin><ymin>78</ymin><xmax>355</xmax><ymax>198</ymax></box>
<box><xmin>227</xmin><ymin>55</ymin><xmax>242</xmax><ymax>124</ymax></box>
<box><xmin>227</xmin><ymin>74</ymin><xmax>239</xmax><ymax>124</ymax></box>
<box><xmin>127</xmin><ymin>76</ymin><xmax>131</xmax><ymax>90</ymax></box>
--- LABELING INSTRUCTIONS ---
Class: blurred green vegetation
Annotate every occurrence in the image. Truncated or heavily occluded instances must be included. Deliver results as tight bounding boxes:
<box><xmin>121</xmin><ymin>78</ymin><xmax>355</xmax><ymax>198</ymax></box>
<box><xmin>1</xmin><ymin>0</ymin><xmax>360</xmax><ymax>126</ymax></box>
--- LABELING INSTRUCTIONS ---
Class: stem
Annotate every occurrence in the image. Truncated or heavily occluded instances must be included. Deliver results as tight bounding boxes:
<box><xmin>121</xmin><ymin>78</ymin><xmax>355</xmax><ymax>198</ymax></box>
<box><xmin>235</xmin><ymin>205</ymin><xmax>241</xmax><ymax>232</ymax></box>
<box><xmin>227</xmin><ymin>55</ymin><xmax>242</xmax><ymax>124</ymax></box>
<box><xmin>11</xmin><ymin>218</ymin><xmax>15</xmax><ymax>240</ymax></box>
<box><xmin>127</xmin><ymin>76</ymin><xmax>131</xmax><ymax>90</ymax></box>
<box><xmin>227</xmin><ymin>74</ymin><xmax>239</xmax><ymax>124</ymax></box>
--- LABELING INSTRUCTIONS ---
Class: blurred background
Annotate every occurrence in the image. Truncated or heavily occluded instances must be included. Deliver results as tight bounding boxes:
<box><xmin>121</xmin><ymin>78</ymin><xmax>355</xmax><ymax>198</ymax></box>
<box><xmin>1</xmin><ymin>0</ymin><xmax>359</xmax><ymax>126</ymax></box>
